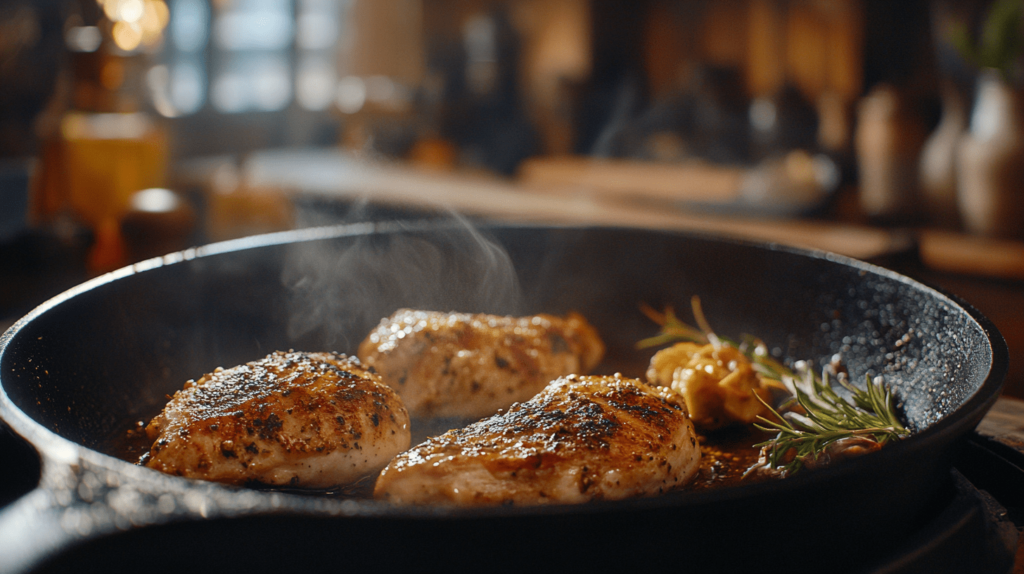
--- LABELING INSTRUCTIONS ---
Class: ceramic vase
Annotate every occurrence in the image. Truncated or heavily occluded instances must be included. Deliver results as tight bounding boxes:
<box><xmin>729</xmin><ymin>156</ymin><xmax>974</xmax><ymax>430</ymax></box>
<box><xmin>956</xmin><ymin>70</ymin><xmax>1024</xmax><ymax>238</ymax></box>
<box><xmin>919</xmin><ymin>82</ymin><xmax>966</xmax><ymax>228</ymax></box>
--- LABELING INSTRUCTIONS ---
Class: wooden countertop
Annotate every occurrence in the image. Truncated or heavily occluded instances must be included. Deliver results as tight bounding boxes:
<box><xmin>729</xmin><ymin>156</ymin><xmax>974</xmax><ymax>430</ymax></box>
<box><xmin>978</xmin><ymin>396</ymin><xmax>1024</xmax><ymax>448</ymax></box>
<box><xmin>178</xmin><ymin>149</ymin><xmax>1024</xmax><ymax>281</ymax></box>
<box><xmin>184</xmin><ymin>150</ymin><xmax>900</xmax><ymax>259</ymax></box>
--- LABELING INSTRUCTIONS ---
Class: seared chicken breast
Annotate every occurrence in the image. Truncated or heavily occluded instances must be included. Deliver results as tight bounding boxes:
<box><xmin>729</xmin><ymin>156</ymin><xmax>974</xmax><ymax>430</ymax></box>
<box><xmin>357</xmin><ymin>309</ymin><xmax>604</xmax><ymax>419</ymax></box>
<box><xmin>142</xmin><ymin>351</ymin><xmax>410</xmax><ymax>488</ymax></box>
<box><xmin>374</xmin><ymin>374</ymin><xmax>700</xmax><ymax>505</ymax></box>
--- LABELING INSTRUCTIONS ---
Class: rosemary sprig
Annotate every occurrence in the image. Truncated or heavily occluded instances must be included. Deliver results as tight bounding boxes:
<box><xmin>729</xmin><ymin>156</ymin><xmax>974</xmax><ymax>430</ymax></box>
<box><xmin>639</xmin><ymin>297</ymin><xmax>910</xmax><ymax>475</ymax></box>
<box><xmin>752</xmin><ymin>369</ymin><xmax>909</xmax><ymax>475</ymax></box>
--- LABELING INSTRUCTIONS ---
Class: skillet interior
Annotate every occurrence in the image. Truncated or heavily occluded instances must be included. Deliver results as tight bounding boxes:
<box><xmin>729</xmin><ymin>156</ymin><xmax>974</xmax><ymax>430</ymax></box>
<box><xmin>0</xmin><ymin>222</ymin><xmax>1006</xmax><ymax>572</ymax></box>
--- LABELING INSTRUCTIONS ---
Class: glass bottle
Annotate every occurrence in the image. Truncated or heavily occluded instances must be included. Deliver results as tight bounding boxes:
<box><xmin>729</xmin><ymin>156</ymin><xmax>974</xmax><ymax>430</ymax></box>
<box><xmin>31</xmin><ymin>1</ymin><xmax>169</xmax><ymax>273</ymax></box>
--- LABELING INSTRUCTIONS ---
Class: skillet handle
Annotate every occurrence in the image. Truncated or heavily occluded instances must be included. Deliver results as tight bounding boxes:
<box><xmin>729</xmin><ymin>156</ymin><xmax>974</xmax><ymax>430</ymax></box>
<box><xmin>0</xmin><ymin>479</ymin><xmax>79</xmax><ymax>573</ymax></box>
<box><xmin>0</xmin><ymin>425</ymin><xmax>81</xmax><ymax>574</ymax></box>
<box><xmin>0</xmin><ymin>421</ymin><xmax>278</xmax><ymax>572</ymax></box>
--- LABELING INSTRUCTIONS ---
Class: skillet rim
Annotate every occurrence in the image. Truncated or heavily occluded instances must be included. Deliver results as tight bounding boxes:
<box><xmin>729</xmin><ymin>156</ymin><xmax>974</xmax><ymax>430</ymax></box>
<box><xmin>0</xmin><ymin>220</ymin><xmax>1009</xmax><ymax>520</ymax></box>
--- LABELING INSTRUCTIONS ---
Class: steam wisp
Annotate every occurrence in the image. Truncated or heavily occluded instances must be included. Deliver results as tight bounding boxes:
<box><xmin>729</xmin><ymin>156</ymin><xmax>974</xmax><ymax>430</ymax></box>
<box><xmin>282</xmin><ymin>215</ymin><xmax>524</xmax><ymax>352</ymax></box>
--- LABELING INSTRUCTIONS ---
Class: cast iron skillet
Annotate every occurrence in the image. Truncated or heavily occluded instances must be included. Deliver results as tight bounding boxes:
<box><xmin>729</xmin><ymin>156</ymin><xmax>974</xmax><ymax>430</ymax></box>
<box><xmin>0</xmin><ymin>222</ymin><xmax>1007</xmax><ymax>573</ymax></box>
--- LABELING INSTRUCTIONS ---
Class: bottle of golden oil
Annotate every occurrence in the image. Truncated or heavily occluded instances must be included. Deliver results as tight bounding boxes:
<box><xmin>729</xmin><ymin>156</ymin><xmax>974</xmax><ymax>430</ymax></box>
<box><xmin>31</xmin><ymin>0</ymin><xmax>169</xmax><ymax>273</ymax></box>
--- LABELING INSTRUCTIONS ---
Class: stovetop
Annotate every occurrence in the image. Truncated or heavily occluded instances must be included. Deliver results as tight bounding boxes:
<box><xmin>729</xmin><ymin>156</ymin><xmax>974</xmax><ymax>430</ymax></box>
<box><xmin>867</xmin><ymin>437</ymin><xmax>1020</xmax><ymax>573</ymax></box>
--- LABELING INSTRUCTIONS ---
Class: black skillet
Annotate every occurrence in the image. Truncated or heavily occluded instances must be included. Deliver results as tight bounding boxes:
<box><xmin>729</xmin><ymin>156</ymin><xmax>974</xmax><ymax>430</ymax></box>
<box><xmin>0</xmin><ymin>222</ymin><xmax>1007</xmax><ymax>573</ymax></box>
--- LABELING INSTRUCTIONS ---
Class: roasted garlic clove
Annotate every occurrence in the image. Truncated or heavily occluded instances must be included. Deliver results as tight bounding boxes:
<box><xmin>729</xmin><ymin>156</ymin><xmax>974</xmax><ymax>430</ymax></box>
<box><xmin>647</xmin><ymin>342</ymin><xmax>771</xmax><ymax>431</ymax></box>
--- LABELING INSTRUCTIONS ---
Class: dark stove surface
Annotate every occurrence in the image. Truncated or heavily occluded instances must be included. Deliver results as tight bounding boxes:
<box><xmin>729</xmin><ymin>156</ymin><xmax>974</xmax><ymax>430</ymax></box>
<box><xmin>862</xmin><ymin>399</ymin><xmax>1024</xmax><ymax>574</ymax></box>
<box><xmin>868</xmin><ymin>462</ymin><xmax>1017</xmax><ymax>573</ymax></box>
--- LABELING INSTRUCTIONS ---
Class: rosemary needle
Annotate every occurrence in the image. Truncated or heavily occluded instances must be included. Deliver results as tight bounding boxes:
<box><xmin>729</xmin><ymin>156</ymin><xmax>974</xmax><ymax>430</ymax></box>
<box><xmin>752</xmin><ymin>369</ymin><xmax>909</xmax><ymax>475</ymax></box>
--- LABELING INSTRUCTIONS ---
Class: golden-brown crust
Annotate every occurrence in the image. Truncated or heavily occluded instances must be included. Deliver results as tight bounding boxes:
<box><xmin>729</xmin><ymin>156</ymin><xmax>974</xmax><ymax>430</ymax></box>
<box><xmin>357</xmin><ymin>310</ymin><xmax>605</xmax><ymax>418</ymax></box>
<box><xmin>374</xmin><ymin>374</ymin><xmax>700</xmax><ymax>505</ymax></box>
<box><xmin>143</xmin><ymin>351</ymin><xmax>410</xmax><ymax>488</ymax></box>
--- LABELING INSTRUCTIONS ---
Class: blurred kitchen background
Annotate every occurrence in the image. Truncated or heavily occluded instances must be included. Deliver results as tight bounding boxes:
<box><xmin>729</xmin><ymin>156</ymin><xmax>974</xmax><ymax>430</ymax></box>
<box><xmin>4</xmin><ymin>0</ymin><xmax>1024</xmax><ymax>396</ymax></box>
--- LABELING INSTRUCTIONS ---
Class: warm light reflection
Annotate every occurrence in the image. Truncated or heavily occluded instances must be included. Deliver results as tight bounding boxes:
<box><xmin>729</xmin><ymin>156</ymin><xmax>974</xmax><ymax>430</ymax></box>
<box><xmin>117</xmin><ymin>0</ymin><xmax>145</xmax><ymax>23</ymax></box>
<box><xmin>97</xmin><ymin>0</ymin><xmax>169</xmax><ymax>52</ymax></box>
<box><xmin>149</xmin><ymin>0</ymin><xmax>170</xmax><ymax>27</ymax></box>
<box><xmin>140</xmin><ymin>8</ymin><xmax>165</xmax><ymax>47</ymax></box>
<box><xmin>101</xmin><ymin>0</ymin><xmax>122</xmax><ymax>22</ymax></box>
<box><xmin>112</xmin><ymin>20</ymin><xmax>143</xmax><ymax>51</ymax></box>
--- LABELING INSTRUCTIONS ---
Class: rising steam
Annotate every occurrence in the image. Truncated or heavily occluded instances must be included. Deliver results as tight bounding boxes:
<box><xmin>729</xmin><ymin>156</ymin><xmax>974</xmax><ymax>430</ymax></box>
<box><xmin>281</xmin><ymin>214</ymin><xmax>524</xmax><ymax>351</ymax></box>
